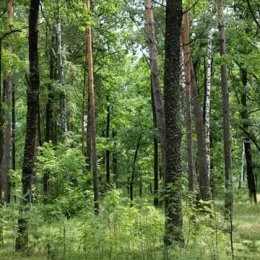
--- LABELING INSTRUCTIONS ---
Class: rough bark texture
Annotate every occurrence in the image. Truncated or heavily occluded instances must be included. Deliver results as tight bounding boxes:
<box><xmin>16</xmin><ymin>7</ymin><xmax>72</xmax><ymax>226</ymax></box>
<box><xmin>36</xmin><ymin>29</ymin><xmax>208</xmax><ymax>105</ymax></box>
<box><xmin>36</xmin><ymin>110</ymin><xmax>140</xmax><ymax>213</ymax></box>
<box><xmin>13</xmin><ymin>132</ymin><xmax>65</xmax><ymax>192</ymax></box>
<box><xmin>240</xmin><ymin>68</ymin><xmax>257</xmax><ymax>203</ymax></box>
<box><xmin>218</xmin><ymin>0</ymin><xmax>233</xmax><ymax>216</ymax></box>
<box><xmin>86</xmin><ymin>0</ymin><xmax>99</xmax><ymax>215</ymax></box>
<box><xmin>181</xmin><ymin>12</ymin><xmax>197</xmax><ymax>193</ymax></box>
<box><xmin>144</xmin><ymin>0</ymin><xmax>166</xmax><ymax>176</ymax></box>
<box><xmin>16</xmin><ymin>0</ymin><xmax>40</xmax><ymax>250</ymax></box>
<box><xmin>164</xmin><ymin>0</ymin><xmax>184</xmax><ymax>245</ymax></box>
<box><xmin>191</xmin><ymin>62</ymin><xmax>211</xmax><ymax>201</ymax></box>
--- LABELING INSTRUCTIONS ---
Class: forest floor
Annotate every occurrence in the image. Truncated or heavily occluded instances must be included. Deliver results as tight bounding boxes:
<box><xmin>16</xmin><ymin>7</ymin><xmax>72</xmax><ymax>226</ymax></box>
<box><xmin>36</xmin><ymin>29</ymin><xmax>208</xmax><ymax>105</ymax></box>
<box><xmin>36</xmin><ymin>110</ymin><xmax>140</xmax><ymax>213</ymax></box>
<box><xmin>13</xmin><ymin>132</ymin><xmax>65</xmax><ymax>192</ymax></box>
<box><xmin>0</xmin><ymin>195</ymin><xmax>259</xmax><ymax>259</ymax></box>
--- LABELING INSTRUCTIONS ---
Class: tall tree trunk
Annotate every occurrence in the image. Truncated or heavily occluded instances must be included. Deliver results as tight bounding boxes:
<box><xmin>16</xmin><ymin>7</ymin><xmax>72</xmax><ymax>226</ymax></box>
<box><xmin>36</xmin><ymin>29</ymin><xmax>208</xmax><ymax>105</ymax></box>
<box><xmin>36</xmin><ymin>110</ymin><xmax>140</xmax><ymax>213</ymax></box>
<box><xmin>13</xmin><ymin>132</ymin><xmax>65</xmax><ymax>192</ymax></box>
<box><xmin>164</xmin><ymin>0</ymin><xmax>184</xmax><ymax>245</ymax></box>
<box><xmin>151</xmin><ymin>80</ymin><xmax>159</xmax><ymax>206</ymax></box>
<box><xmin>240</xmin><ymin>68</ymin><xmax>257</xmax><ymax>203</ymax></box>
<box><xmin>55</xmin><ymin>0</ymin><xmax>67</xmax><ymax>135</ymax></box>
<box><xmin>190</xmin><ymin>61</ymin><xmax>211</xmax><ymax>201</ymax></box>
<box><xmin>43</xmin><ymin>28</ymin><xmax>55</xmax><ymax>198</ymax></box>
<box><xmin>205</xmin><ymin>0</ymin><xmax>213</xmax><ymax>185</ymax></box>
<box><xmin>218</xmin><ymin>0</ymin><xmax>233</xmax><ymax>217</ymax></box>
<box><xmin>0</xmin><ymin>41</ymin><xmax>3</xmax><ymax>205</ymax></box>
<box><xmin>144</xmin><ymin>0</ymin><xmax>166</xmax><ymax>176</ymax></box>
<box><xmin>112</xmin><ymin>130</ymin><xmax>118</xmax><ymax>188</ymax></box>
<box><xmin>86</xmin><ymin>0</ymin><xmax>99</xmax><ymax>215</ymax></box>
<box><xmin>106</xmin><ymin>95</ymin><xmax>110</xmax><ymax>187</ymax></box>
<box><xmin>181</xmin><ymin>12</ymin><xmax>197</xmax><ymax>193</ymax></box>
<box><xmin>16</xmin><ymin>0</ymin><xmax>40</xmax><ymax>250</ymax></box>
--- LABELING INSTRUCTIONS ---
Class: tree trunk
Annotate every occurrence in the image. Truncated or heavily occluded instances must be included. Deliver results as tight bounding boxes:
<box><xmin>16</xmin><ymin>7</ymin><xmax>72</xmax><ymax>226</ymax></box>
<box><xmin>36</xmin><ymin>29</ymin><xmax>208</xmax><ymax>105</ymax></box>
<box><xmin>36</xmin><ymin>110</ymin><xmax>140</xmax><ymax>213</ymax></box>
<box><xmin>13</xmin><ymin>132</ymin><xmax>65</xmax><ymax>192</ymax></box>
<box><xmin>144</xmin><ymin>0</ymin><xmax>166</xmax><ymax>176</ymax></box>
<box><xmin>106</xmin><ymin>96</ymin><xmax>110</xmax><ymax>187</ymax></box>
<box><xmin>43</xmin><ymin>28</ymin><xmax>55</xmax><ymax>198</ymax></box>
<box><xmin>151</xmin><ymin>79</ymin><xmax>159</xmax><ymax>206</ymax></box>
<box><xmin>2</xmin><ymin>72</ymin><xmax>12</xmax><ymax>204</ymax></box>
<box><xmin>164</xmin><ymin>0</ymin><xmax>184</xmax><ymax>245</ymax></box>
<box><xmin>205</xmin><ymin>0</ymin><xmax>213</xmax><ymax>185</ymax></box>
<box><xmin>218</xmin><ymin>0</ymin><xmax>233</xmax><ymax>217</ymax></box>
<box><xmin>0</xmin><ymin>41</ymin><xmax>3</xmax><ymax>205</ymax></box>
<box><xmin>55</xmin><ymin>0</ymin><xmax>67</xmax><ymax>135</ymax></box>
<box><xmin>112</xmin><ymin>130</ymin><xmax>118</xmax><ymax>188</ymax></box>
<box><xmin>86</xmin><ymin>0</ymin><xmax>99</xmax><ymax>215</ymax></box>
<box><xmin>190</xmin><ymin>61</ymin><xmax>211</xmax><ymax>201</ymax></box>
<box><xmin>240</xmin><ymin>68</ymin><xmax>257</xmax><ymax>203</ymax></box>
<box><xmin>16</xmin><ymin>0</ymin><xmax>40</xmax><ymax>250</ymax></box>
<box><xmin>181</xmin><ymin>12</ymin><xmax>197</xmax><ymax>193</ymax></box>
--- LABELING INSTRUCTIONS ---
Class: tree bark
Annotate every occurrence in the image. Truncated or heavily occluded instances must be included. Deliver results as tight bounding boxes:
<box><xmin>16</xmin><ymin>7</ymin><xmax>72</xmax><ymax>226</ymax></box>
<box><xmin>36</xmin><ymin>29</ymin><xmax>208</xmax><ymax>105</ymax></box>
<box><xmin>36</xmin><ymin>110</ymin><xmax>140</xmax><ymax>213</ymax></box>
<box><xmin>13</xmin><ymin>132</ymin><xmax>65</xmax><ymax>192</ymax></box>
<box><xmin>218</xmin><ymin>0</ymin><xmax>233</xmax><ymax>217</ymax></box>
<box><xmin>240</xmin><ymin>68</ymin><xmax>257</xmax><ymax>203</ymax></box>
<box><xmin>86</xmin><ymin>0</ymin><xmax>99</xmax><ymax>215</ymax></box>
<box><xmin>144</xmin><ymin>0</ymin><xmax>166</xmax><ymax>176</ymax></box>
<box><xmin>205</xmin><ymin>0</ymin><xmax>213</xmax><ymax>185</ymax></box>
<box><xmin>190</xmin><ymin>61</ymin><xmax>211</xmax><ymax>201</ymax></box>
<box><xmin>181</xmin><ymin>12</ymin><xmax>197</xmax><ymax>193</ymax></box>
<box><xmin>16</xmin><ymin>0</ymin><xmax>40</xmax><ymax>250</ymax></box>
<box><xmin>164</xmin><ymin>0</ymin><xmax>184</xmax><ymax>245</ymax></box>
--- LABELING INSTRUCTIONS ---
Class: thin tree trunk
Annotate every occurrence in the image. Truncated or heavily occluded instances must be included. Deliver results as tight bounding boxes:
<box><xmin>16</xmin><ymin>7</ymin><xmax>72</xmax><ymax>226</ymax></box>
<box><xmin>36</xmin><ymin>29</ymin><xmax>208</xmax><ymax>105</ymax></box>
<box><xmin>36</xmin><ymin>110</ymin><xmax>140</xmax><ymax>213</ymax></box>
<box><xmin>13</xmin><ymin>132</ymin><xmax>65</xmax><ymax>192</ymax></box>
<box><xmin>0</xmin><ymin>41</ymin><xmax>3</xmax><ymax>205</ymax></box>
<box><xmin>190</xmin><ymin>61</ymin><xmax>211</xmax><ymax>201</ymax></box>
<box><xmin>106</xmin><ymin>96</ymin><xmax>110</xmax><ymax>187</ymax></box>
<box><xmin>112</xmin><ymin>130</ymin><xmax>118</xmax><ymax>188</ymax></box>
<box><xmin>86</xmin><ymin>0</ymin><xmax>99</xmax><ymax>215</ymax></box>
<box><xmin>43</xmin><ymin>29</ymin><xmax>55</xmax><ymax>198</ymax></box>
<box><xmin>55</xmin><ymin>0</ymin><xmax>67</xmax><ymax>135</ymax></box>
<box><xmin>240</xmin><ymin>68</ymin><xmax>257</xmax><ymax>203</ymax></box>
<box><xmin>164</xmin><ymin>0</ymin><xmax>184</xmax><ymax>245</ymax></box>
<box><xmin>151</xmin><ymin>79</ymin><xmax>159</xmax><ymax>206</ymax></box>
<box><xmin>239</xmin><ymin>143</ymin><xmax>245</xmax><ymax>189</ymax></box>
<box><xmin>205</xmin><ymin>0</ymin><xmax>213</xmax><ymax>183</ymax></box>
<box><xmin>218</xmin><ymin>0</ymin><xmax>233</xmax><ymax>217</ymax></box>
<box><xmin>181</xmin><ymin>12</ymin><xmax>197</xmax><ymax>193</ymax></box>
<box><xmin>16</xmin><ymin>0</ymin><xmax>40</xmax><ymax>250</ymax></box>
<box><xmin>144</xmin><ymin>0</ymin><xmax>166</xmax><ymax>176</ymax></box>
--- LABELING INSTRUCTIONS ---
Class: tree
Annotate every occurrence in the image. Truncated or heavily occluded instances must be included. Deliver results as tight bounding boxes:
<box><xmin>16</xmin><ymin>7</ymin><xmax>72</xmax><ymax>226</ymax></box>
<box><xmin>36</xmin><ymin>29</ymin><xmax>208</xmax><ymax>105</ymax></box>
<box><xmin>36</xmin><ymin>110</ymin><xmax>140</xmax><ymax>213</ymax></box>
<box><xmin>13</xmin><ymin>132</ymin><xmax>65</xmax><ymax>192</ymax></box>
<box><xmin>164</xmin><ymin>0</ymin><xmax>184</xmax><ymax>245</ymax></box>
<box><xmin>144</xmin><ymin>0</ymin><xmax>166</xmax><ymax>176</ymax></box>
<box><xmin>86</xmin><ymin>0</ymin><xmax>99</xmax><ymax>215</ymax></box>
<box><xmin>217</xmin><ymin>0</ymin><xmax>233</xmax><ymax>217</ymax></box>
<box><xmin>16</xmin><ymin>0</ymin><xmax>40</xmax><ymax>250</ymax></box>
<box><xmin>181</xmin><ymin>12</ymin><xmax>197</xmax><ymax>193</ymax></box>
<box><xmin>2</xmin><ymin>0</ymin><xmax>14</xmax><ymax>204</ymax></box>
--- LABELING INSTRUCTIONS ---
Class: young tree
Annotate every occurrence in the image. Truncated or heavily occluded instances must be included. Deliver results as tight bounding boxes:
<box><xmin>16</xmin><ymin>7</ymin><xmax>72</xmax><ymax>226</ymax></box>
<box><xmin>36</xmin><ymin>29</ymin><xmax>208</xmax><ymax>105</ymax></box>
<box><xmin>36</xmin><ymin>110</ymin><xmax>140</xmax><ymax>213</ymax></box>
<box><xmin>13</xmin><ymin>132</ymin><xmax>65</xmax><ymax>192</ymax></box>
<box><xmin>217</xmin><ymin>0</ymin><xmax>233</xmax><ymax>216</ymax></box>
<box><xmin>164</xmin><ymin>0</ymin><xmax>184</xmax><ymax>245</ymax></box>
<box><xmin>16</xmin><ymin>0</ymin><xmax>40</xmax><ymax>250</ymax></box>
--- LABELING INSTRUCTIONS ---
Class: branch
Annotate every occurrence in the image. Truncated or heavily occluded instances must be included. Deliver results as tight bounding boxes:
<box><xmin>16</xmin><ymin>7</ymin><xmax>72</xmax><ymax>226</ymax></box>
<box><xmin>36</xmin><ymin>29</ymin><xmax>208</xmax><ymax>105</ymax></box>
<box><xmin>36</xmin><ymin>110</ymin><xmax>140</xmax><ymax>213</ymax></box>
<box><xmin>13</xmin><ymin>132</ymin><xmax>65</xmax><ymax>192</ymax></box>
<box><xmin>240</xmin><ymin>126</ymin><xmax>260</xmax><ymax>152</ymax></box>
<box><xmin>246</xmin><ymin>0</ymin><xmax>260</xmax><ymax>30</ymax></box>
<box><xmin>183</xmin><ymin>0</ymin><xmax>200</xmax><ymax>14</ymax></box>
<box><xmin>0</xmin><ymin>26</ymin><xmax>27</xmax><ymax>41</ymax></box>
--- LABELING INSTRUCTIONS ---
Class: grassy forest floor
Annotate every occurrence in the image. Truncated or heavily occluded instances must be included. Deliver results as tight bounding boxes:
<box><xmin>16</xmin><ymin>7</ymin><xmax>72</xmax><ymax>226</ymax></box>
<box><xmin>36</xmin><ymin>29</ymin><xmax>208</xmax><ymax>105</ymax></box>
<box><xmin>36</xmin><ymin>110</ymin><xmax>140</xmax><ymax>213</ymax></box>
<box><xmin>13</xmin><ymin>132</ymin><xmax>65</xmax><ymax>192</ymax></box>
<box><xmin>0</xmin><ymin>192</ymin><xmax>259</xmax><ymax>259</ymax></box>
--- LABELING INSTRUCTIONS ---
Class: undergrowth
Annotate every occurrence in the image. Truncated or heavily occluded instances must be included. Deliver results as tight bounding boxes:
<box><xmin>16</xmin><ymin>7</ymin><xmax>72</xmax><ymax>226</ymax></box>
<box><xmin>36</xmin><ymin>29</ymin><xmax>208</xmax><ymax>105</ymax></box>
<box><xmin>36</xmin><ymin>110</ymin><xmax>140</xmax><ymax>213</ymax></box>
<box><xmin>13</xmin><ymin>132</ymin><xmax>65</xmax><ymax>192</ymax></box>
<box><xmin>0</xmin><ymin>190</ymin><xmax>259</xmax><ymax>259</ymax></box>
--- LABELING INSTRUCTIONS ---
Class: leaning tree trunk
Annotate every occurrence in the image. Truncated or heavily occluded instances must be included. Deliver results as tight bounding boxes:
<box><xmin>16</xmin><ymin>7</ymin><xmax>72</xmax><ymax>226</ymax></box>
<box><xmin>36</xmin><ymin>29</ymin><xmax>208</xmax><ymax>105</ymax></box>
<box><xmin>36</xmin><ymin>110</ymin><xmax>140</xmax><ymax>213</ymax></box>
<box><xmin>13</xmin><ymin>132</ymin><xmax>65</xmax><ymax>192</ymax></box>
<box><xmin>181</xmin><ymin>12</ymin><xmax>197</xmax><ymax>193</ymax></box>
<box><xmin>164</xmin><ymin>0</ymin><xmax>184</xmax><ymax>246</ymax></box>
<box><xmin>218</xmin><ymin>0</ymin><xmax>233</xmax><ymax>217</ymax></box>
<box><xmin>86</xmin><ymin>0</ymin><xmax>99</xmax><ymax>215</ymax></box>
<box><xmin>240</xmin><ymin>68</ymin><xmax>257</xmax><ymax>203</ymax></box>
<box><xmin>144</xmin><ymin>0</ymin><xmax>166</xmax><ymax>176</ymax></box>
<box><xmin>16</xmin><ymin>0</ymin><xmax>40</xmax><ymax>250</ymax></box>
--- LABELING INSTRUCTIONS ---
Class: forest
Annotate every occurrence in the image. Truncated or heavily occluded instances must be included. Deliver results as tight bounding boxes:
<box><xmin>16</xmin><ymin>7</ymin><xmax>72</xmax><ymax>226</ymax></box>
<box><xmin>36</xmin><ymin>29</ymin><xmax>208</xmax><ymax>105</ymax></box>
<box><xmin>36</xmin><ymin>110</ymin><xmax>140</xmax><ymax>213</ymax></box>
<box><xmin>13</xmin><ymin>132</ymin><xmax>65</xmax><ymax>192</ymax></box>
<box><xmin>0</xmin><ymin>0</ymin><xmax>260</xmax><ymax>259</ymax></box>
